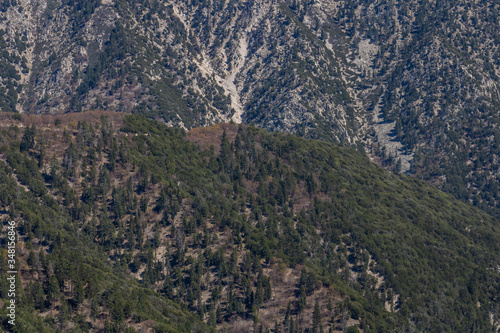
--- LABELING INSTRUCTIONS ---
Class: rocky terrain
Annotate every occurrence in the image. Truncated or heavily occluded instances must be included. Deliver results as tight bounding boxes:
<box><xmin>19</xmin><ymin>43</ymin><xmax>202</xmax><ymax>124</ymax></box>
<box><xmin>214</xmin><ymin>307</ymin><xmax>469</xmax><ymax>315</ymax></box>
<box><xmin>0</xmin><ymin>0</ymin><xmax>499</xmax><ymax>211</ymax></box>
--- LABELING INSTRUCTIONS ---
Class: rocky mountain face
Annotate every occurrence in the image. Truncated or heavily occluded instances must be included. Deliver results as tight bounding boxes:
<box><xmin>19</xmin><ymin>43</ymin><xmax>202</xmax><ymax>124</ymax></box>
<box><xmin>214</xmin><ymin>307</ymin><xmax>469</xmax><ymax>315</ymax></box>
<box><xmin>0</xmin><ymin>0</ymin><xmax>356</xmax><ymax>141</ymax></box>
<box><xmin>0</xmin><ymin>0</ymin><xmax>499</xmax><ymax>214</ymax></box>
<box><xmin>330</xmin><ymin>0</ymin><xmax>500</xmax><ymax>217</ymax></box>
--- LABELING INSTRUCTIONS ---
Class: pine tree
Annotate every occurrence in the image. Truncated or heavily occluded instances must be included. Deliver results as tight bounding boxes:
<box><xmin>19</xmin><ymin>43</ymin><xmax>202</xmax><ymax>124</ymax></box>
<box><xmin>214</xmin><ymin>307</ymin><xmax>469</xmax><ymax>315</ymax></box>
<box><xmin>31</xmin><ymin>281</ymin><xmax>45</xmax><ymax>310</ymax></box>
<box><xmin>298</xmin><ymin>285</ymin><xmax>307</xmax><ymax>312</ymax></box>
<box><xmin>20</xmin><ymin>124</ymin><xmax>35</xmax><ymax>152</ymax></box>
<box><xmin>264</xmin><ymin>275</ymin><xmax>272</xmax><ymax>301</ymax></box>
<box><xmin>312</xmin><ymin>300</ymin><xmax>323</xmax><ymax>333</ymax></box>
<box><xmin>219</xmin><ymin>129</ymin><xmax>233</xmax><ymax>173</ymax></box>
<box><xmin>209</xmin><ymin>309</ymin><xmax>216</xmax><ymax>327</ymax></box>
<box><xmin>91</xmin><ymin>298</ymin><xmax>99</xmax><ymax>321</ymax></box>
<box><xmin>255</xmin><ymin>277</ymin><xmax>264</xmax><ymax>307</ymax></box>
<box><xmin>74</xmin><ymin>278</ymin><xmax>85</xmax><ymax>308</ymax></box>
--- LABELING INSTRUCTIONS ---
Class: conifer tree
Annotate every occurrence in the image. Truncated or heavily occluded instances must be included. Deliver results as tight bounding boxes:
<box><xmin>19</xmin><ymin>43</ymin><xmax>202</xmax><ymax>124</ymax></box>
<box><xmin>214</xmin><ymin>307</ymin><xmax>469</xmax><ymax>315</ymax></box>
<box><xmin>312</xmin><ymin>300</ymin><xmax>323</xmax><ymax>333</ymax></box>
<box><xmin>20</xmin><ymin>124</ymin><xmax>35</xmax><ymax>152</ymax></box>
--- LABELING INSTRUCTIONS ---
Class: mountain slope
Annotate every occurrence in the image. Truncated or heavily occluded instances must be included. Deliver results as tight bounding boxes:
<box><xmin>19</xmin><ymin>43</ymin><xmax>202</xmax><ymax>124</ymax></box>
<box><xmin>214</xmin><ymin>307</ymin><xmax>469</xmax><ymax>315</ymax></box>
<box><xmin>0</xmin><ymin>0</ymin><xmax>355</xmax><ymax>141</ymax></box>
<box><xmin>1</xmin><ymin>0</ymin><xmax>499</xmax><ymax>219</ymax></box>
<box><xmin>315</xmin><ymin>0</ymin><xmax>500</xmax><ymax>217</ymax></box>
<box><xmin>0</xmin><ymin>112</ymin><xmax>498</xmax><ymax>332</ymax></box>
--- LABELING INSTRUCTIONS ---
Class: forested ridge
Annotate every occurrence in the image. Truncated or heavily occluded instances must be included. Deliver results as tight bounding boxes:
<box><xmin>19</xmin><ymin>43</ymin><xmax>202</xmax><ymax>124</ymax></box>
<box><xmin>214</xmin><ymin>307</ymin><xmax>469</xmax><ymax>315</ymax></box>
<box><xmin>1</xmin><ymin>0</ymin><xmax>500</xmax><ymax>232</ymax></box>
<box><xmin>0</xmin><ymin>112</ymin><xmax>498</xmax><ymax>332</ymax></box>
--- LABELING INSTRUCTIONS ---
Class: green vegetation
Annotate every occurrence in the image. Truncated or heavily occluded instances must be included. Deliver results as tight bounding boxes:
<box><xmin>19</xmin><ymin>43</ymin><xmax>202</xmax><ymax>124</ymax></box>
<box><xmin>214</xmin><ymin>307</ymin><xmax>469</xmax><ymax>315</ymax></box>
<box><xmin>1</xmin><ymin>0</ymin><xmax>499</xmax><ymax>225</ymax></box>
<box><xmin>0</xmin><ymin>114</ymin><xmax>498</xmax><ymax>332</ymax></box>
<box><xmin>0</xmin><ymin>29</ymin><xmax>20</xmax><ymax>113</ymax></box>
<box><xmin>335</xmin><ymin>0</ymin><xmax>500</xmax><ymax>218</ymax></box>
<box><xmin>0</xmin><ymin>117</ymin><xmax>209</xmax><ymax>332</ymax></box>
